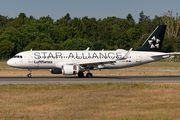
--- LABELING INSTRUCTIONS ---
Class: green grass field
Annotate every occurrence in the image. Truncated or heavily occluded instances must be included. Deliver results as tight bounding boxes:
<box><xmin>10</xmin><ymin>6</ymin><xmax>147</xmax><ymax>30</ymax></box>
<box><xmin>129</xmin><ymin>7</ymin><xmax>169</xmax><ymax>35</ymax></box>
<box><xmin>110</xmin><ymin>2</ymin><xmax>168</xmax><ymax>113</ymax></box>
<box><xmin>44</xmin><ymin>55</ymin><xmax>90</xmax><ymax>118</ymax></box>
<box><xmin>1</xmin><ymin>83</ymin><xmax>180</xmax><ymax>120</ymax></box>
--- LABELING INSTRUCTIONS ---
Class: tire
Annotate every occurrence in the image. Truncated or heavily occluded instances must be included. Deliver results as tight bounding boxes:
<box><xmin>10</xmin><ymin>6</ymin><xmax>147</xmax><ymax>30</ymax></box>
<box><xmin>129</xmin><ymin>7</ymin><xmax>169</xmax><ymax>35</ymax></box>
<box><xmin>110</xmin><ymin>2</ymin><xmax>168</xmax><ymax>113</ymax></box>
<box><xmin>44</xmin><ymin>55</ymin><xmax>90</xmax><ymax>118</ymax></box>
<box><xmin>78</xmin><ymin>72</ymin><xmax>84</xmax><ymax>77</ymax></box>
<box><xmin>27</xmin><ymin>74</ymin><xmax>32</xmax><ymax>78</ymax></box>
<box><xmin>86</xmin><ymin>73</ymin><xmax>93</xmax><ymax>78</ymax></box>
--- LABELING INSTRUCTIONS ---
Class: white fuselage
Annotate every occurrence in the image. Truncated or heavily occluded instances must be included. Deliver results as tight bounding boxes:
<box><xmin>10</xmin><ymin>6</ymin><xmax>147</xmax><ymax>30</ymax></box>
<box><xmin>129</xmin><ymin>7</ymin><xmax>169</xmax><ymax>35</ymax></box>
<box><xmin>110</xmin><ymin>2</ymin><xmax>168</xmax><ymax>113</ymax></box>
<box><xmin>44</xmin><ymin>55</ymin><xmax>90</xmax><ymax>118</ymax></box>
<box><xmin>7</xmin><ymin>50</ymin><xmax>169</xmax><ymax>70</ymax></box>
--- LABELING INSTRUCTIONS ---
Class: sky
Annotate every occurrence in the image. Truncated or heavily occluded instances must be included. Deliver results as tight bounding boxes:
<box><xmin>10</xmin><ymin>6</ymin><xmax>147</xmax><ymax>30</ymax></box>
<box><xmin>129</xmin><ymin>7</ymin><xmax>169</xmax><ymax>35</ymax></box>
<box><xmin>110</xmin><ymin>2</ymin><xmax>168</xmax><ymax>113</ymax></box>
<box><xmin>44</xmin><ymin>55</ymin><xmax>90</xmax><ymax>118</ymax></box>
<box><xmin>0</xmin><ymin>0</ymin><xmax>179</xmax><ymax>23</ymax></box>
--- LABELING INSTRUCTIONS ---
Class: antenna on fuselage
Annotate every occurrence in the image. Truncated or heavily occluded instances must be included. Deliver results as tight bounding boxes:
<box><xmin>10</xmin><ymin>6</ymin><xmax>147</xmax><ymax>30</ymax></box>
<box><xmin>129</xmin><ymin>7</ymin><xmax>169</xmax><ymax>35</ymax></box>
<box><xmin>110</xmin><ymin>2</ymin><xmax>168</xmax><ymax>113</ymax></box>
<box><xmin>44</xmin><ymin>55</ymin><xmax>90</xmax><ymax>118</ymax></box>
<box><xmin>30</xmin><ymin>49</ymin><xmax>32</xmax><ymax>51</ymax></box>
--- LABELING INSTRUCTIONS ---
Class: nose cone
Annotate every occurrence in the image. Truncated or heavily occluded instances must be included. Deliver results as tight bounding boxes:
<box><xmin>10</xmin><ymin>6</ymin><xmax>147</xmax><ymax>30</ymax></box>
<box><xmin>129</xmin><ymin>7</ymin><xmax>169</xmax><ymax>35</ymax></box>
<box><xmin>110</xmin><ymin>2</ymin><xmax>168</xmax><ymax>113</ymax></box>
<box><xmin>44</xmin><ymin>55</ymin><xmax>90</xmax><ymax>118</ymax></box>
<box><xmin>7</xmin><ymin>59</ymin><xmax>14</xmax><ymax>67</ymax></box>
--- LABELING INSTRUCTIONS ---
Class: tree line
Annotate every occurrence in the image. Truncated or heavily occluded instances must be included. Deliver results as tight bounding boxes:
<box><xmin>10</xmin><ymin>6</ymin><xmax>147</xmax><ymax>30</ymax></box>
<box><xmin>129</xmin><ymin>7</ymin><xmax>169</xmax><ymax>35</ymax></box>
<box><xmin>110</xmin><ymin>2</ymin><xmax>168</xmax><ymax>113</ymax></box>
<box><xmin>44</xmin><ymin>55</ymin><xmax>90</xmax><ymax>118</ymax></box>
<box><xmin>0</xmin><ymin>11</ymin><xmax>179</xmax><ymax>56</ymax></box>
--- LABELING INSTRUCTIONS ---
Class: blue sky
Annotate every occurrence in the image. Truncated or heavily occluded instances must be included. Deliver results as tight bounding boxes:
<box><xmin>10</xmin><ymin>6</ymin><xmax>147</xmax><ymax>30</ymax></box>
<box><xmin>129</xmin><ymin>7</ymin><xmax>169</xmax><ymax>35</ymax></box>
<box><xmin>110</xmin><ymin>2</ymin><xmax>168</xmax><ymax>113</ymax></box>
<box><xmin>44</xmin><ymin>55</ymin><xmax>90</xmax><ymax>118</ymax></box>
<box><xmin>0</xmin><ymin>0</ymin><xmax>179</xmax><ymax>23</ymax></box>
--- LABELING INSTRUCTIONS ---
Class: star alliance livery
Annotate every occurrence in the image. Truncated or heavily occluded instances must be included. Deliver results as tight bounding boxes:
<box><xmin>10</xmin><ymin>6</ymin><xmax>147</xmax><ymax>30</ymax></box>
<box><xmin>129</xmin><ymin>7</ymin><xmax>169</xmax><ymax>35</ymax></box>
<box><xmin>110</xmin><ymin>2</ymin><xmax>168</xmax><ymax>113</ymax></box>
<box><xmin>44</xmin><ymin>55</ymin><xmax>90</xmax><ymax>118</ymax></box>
<box><xmin>7</xmin><ymin>25</ymin><xmax>179</xmax><ymax>78</ymax></box>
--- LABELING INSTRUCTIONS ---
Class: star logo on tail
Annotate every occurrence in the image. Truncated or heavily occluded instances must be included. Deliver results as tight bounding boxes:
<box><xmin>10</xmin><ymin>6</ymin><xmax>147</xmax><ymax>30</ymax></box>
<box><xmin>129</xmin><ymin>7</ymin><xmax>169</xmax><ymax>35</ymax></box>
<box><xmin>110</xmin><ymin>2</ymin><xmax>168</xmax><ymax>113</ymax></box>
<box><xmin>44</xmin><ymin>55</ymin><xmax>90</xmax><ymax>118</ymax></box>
<box><xmin>148</xmin><ymin>36</ymin><xmax>160</xmax><ymax>49</ymax></box>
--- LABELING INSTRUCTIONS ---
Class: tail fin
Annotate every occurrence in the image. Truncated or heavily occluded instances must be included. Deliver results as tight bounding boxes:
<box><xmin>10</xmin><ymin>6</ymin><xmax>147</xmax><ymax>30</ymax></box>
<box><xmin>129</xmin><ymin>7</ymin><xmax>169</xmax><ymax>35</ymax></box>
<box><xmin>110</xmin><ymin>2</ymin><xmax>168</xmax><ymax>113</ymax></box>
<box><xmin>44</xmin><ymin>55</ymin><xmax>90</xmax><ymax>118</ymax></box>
<box><xmin>137</xmin><ymin>25</ymin><xmax>166</xmax><ymax>51</ymax></box>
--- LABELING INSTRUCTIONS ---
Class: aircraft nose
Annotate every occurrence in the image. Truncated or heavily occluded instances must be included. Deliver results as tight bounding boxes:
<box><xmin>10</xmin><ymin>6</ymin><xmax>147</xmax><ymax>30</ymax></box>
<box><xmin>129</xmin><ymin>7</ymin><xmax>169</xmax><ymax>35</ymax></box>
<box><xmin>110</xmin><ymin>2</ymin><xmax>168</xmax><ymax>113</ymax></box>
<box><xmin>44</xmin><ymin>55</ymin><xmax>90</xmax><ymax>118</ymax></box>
<box><xmin>7</xmin><ymin>59</ymin><xmax>14</xmax><ymax>67</ymax></box>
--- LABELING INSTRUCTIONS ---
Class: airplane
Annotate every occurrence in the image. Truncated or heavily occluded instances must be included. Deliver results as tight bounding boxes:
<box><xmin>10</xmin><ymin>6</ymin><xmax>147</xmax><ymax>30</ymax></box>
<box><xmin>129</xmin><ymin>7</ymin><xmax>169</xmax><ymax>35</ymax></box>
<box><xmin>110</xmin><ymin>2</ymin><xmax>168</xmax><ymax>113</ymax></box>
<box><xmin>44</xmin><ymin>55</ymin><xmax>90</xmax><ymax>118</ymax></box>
<box><xmin>6</xmin><ymin>25</ymin><xmax>179</xmax><ymax>78</ymax></box>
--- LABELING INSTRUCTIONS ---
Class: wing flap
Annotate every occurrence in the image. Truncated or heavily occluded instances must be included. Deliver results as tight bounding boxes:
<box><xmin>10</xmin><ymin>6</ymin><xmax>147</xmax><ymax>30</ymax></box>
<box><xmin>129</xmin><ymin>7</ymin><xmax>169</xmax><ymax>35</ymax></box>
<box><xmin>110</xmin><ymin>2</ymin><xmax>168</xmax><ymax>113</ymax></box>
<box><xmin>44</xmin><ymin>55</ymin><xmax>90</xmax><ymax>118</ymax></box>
<box><xmin>67</xmin><ymin>59</ymin><xmax>116</xmax><ymax>65</ymax></box>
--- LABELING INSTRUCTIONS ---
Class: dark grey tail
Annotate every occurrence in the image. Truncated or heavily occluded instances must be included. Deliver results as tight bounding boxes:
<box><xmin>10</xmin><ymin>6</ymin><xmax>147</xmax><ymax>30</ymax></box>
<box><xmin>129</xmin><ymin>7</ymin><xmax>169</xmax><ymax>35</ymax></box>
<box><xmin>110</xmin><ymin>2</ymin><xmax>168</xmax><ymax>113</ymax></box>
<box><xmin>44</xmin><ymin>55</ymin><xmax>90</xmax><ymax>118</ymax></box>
<box><xmin>137</xmin><ymin>25</ymin><xmax>166</xmax><ymax>51</ymax></box>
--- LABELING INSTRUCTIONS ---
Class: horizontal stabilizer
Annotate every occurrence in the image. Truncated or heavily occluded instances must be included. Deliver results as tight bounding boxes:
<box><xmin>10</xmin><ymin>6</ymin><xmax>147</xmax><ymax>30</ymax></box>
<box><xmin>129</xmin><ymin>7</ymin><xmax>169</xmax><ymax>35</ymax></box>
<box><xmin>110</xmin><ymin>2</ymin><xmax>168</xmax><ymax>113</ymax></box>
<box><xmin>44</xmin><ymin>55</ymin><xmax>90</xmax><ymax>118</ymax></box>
<box><xmin>150</xmin><ymin>52</ymin><xmax>180</xmax><ymax>58</ymax></box>
<box><xmin>168</xmin><ymin>52</ymin><xmax>180</xmax><ymax>56</ymax></box>
<box><xmin>150</xmin><ymin>53</ymin><xmax>169</xmax><ymax>57</ymax></box>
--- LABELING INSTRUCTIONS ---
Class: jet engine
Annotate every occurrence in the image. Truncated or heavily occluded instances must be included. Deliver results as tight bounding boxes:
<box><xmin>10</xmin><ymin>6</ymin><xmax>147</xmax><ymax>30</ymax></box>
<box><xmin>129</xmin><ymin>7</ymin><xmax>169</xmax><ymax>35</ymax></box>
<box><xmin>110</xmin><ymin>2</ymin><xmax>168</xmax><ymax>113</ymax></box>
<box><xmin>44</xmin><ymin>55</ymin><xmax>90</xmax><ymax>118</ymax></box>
<box><xmin>50</xmin><ymin>69</ymin><xmax>62</xmax><ymax>74</ymax></box>
<box><xmin>62</xmin><ymin>65</ymin><xmax>79</xmax><ymax>75</ymax></box>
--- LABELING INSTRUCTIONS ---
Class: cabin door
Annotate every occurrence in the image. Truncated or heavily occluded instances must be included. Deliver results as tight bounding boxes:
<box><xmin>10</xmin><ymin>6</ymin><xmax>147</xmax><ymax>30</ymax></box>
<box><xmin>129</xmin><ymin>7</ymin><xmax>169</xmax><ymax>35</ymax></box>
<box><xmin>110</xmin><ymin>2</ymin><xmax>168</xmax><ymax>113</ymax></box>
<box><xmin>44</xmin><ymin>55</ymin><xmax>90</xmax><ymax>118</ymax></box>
<box><xmin>28</xmin><ymin>52</ymin><xmax>34</xmax><ymax>63</ymax></box>
<box><xmin>136</xmin><ymin>53</ymin><xmax>141</xmax><ymax>63</ymax></box>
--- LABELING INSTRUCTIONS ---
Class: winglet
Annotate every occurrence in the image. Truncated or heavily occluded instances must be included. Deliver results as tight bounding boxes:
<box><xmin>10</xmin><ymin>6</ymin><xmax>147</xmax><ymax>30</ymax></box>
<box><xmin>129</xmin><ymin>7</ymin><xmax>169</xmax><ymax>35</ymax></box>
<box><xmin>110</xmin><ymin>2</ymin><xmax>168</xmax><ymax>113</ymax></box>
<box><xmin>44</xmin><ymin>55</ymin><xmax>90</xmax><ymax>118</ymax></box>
<box><xmin>86</xmin><ymin>47</ymin><xmax>90</xmax><ymax>51</ymax></box>
<box><xmin>119</xmin><ymin>48</ymin><xmax>133</xmax><ymax>60</ymax></box>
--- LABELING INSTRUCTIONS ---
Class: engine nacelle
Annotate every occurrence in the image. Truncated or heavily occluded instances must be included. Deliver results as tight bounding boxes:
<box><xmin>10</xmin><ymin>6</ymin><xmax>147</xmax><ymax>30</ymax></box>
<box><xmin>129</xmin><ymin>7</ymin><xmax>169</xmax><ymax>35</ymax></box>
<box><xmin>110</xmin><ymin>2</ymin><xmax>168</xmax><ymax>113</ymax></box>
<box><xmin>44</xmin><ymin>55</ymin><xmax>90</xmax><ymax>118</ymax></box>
<box><xmin>62</xmin><ymin>65</ymin><xmax>79</xmax><ymax>75</ymax></box>
<box><xmin>50</xmin><ymin>69</ymin><xmax>62</xmax><ymax>74</ymax></box>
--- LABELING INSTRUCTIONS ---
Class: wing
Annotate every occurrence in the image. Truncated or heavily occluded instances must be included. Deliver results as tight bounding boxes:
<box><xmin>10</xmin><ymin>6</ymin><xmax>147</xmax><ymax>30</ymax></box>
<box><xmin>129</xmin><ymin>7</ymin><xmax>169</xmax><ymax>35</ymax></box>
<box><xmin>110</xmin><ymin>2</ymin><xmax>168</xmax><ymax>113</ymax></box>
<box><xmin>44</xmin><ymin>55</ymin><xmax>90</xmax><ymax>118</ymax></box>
<box><xmin>65</xmin><ymin>48</ymin><xmax>132</xmax><ymax>71</ymax></box>
<box><xmin>67</xmin><ymin>59</ymin><xmax>116</xmax><ymax>65</ymax></box>
<box><xmin>66</xmin><ymin>48</ymin><xmax>133</xmax><ymax>66</ymax></box>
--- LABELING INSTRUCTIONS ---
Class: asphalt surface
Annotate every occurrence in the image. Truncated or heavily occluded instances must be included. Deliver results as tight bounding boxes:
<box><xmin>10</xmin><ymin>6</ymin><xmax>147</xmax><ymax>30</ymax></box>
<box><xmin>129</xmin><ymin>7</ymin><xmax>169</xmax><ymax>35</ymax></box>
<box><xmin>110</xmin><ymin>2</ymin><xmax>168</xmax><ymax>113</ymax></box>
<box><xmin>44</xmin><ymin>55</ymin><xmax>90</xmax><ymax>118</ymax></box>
<box><xmin>0</xmin><ymin>76</ymin><xmax>180</xmax><ymax>84</ymax></box>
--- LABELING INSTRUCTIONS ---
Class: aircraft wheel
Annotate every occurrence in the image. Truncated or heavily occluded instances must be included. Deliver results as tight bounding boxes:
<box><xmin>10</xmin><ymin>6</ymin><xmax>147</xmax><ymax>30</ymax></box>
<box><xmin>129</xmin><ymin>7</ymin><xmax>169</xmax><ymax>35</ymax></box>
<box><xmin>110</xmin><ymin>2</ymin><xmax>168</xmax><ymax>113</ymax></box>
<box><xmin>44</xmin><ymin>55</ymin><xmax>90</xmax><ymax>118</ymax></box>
<box><xmin>86</xmin><ymin>73</ymin><xmax>93</xmax><ymax>78</ymax></box>
<box><xmin>78</xmin><ymin>72</ymin><xmax>84</xmax><ymax>77</ymax></box>
<box><xmin>27</xmin><ymin>74</ymin><xmax>32</xmax><ymax>78</ymax></box>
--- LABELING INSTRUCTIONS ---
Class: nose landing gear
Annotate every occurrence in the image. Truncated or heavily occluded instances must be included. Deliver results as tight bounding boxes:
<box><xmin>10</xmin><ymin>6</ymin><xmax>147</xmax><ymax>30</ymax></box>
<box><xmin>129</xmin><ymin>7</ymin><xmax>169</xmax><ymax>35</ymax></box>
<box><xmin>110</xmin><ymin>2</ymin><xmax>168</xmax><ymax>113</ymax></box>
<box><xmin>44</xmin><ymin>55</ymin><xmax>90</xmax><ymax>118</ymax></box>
<box><xmin>27</xmin><ymin>69</ymin><xmax>32</xmax><ymax>78</ymax></box>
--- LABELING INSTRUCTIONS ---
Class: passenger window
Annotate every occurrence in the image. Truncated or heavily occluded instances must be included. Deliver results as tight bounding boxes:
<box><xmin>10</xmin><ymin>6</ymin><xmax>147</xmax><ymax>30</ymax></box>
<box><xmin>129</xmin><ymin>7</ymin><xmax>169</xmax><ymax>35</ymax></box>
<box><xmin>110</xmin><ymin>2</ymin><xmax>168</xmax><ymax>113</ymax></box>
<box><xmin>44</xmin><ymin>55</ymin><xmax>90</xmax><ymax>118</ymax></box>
<box><xmin>20</xmin><ymin>56</ymin><xmax>22</xmax><ymax>58</ymax></box>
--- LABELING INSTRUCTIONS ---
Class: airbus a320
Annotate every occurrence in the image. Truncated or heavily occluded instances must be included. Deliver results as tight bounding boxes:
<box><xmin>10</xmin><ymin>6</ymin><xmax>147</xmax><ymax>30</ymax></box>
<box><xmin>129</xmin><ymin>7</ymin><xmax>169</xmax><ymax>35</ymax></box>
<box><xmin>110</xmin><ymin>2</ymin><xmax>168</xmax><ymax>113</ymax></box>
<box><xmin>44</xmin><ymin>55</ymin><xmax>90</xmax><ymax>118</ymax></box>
<box><xmin>7</xmin><ymin>25</ymin><xmax>179</xmax><ymax>78</ymax></box>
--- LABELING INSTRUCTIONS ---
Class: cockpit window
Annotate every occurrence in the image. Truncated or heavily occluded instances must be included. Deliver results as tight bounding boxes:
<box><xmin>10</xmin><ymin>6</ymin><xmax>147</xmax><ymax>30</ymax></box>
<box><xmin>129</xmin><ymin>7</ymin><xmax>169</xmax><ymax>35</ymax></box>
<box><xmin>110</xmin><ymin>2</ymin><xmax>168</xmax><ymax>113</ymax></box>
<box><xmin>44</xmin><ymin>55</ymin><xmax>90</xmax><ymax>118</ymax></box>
<box><xmin>14</xmin><ymin>55</ymin><xmax>23</xmax><ymax>58</ymax></box>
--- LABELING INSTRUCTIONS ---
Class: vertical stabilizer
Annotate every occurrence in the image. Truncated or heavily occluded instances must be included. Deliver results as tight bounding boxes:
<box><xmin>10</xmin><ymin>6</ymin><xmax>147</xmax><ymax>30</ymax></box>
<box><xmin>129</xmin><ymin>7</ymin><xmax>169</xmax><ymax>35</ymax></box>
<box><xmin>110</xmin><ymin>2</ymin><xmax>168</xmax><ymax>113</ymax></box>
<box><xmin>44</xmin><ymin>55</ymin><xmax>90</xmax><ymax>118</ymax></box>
<box><xmin>137</xmin><ymin>25</ymin><xmax>166</xmax><ymax>51</ymax></box>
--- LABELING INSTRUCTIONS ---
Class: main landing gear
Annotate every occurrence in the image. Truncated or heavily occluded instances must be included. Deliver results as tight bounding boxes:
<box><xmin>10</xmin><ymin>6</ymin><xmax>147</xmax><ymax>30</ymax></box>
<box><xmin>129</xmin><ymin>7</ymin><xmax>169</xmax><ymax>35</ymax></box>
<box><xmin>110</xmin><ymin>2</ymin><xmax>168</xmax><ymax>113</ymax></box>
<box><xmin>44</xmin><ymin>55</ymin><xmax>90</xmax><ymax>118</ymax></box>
<box><xmin>27</xmin><ymin>69</ymin><xmax>32</xmax><ymax>78</ymax></box>
<box><xmin>78</xmin><ymin>71</ymin><xmax>93</xmax><ymax>78</ymax></box>
<box><xmin>86</xmin><ymin>70</ymin><xmax>93</xmax><ymax>78</ymax></box>
<box><xmin>86</xmin><ymin>73</ymin><xmax>93</xmax><ymax>78</ymax></box>
<box><xmin>78</xmin><ymin>72</ymin><xmax>84</xmax><ymax>77</ymax></box>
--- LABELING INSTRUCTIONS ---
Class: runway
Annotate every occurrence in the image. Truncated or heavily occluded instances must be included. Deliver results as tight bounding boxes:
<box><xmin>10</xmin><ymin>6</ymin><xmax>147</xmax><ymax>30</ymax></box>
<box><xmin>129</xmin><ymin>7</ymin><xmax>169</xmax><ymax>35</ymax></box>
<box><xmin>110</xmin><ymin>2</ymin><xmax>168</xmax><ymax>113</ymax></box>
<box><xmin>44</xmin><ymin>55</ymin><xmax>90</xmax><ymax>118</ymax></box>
<box><xmin>0</xmin><ymin>76</ymin><xmax>180</xmax><ymax>84</ymax></box>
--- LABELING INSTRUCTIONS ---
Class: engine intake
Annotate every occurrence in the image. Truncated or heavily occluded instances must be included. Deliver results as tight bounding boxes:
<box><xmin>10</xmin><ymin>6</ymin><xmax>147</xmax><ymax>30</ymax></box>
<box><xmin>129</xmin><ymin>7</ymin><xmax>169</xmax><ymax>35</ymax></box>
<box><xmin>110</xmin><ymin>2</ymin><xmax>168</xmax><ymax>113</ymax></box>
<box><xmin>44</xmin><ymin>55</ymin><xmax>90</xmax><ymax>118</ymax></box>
<box><xmin>62</xmin><ymin>65</ymin><xmax>79</xmax><ymax>75</ymax></box>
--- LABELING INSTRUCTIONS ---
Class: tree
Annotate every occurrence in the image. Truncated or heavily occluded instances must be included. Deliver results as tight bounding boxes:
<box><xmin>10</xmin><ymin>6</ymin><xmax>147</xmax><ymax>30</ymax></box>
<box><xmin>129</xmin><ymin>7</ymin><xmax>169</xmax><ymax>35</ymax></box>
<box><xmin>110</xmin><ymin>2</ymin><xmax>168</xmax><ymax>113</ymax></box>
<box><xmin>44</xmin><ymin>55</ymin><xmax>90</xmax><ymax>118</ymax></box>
<box><xmin>1</xmin><ymin>11</ymin><xmax>180</xmax><ymax>56</ymax></box>
<box><xmin>62</xmin><ymin>13</ymin><xmax>71</xmax><ymax>21</ymax></box>
<box><xmin>139</xmin><ymin>11</ymin><xmax>150</xmax><ymax>24</ymax></box>
<box><xmin>40</xmin><ymin>15</ymin><xmax>53</xmax><ymax>23</ymax></box>
<box><xmin>126</xmin><ymin>27</ymin><xmax>142</xmax><ymax>49</ymax></box>
<box><xmin>0</xmin><ymin>27</ymin><xmax>23</xmax><ymax>54</ymax></box>
<box><xmin>162</xmin><ymin>11</ymin><xmax>180</xmax><ymax>51</ymax></box>
<box><xmin>93</xmin><ymin>41</ymin><xmax>106</xmax><ymax>50</ymax></box>
<box><xmin>162</xmin><ymin>36</ymin><xmax>179</xmax><ymax>52</ymax></box>
<box><xmin>24</xmin><ymin>42</ymin><xmax>52</xmax><ymax>50</ymax></box>
<box><xmin>162</xmin><ymin>10</ymin><xmax>180</xmax><ymax>37</ymax></box>
<box><xmin>134</xmin><ymin>33</ymin><xmax>149</xmax><ymax>50</ymax></box>
<box><xmin>8</xmin><ymin>13</ymin><xmax>28</xmax><ymax>28</ymax></box>
<box><xmin>18</xmin><ymin>13</ymin><xmax>27</xmax><ymax>25</ymax></box>
<box><xmin>0</xmin><ymin>40</ymin><xmax>14</xmax><ymax>56</ymax></box>
<box><xmin>18</xmin><ymin>13</ymin><xmax>27</xmax><ymax>18</ymax></box>
<box><xmin>62</xmin><ymin>39</ymin><xmax>94</xmax><ymax>50</ymax></box>
<box><xmin>126</xmin><ymin>13</ymin><xmax>135</xmax><ymax>26</ymax></box>
<box><xmin>152</xmin><ymin>15</ymin><xmax>162</xmax><ymax>26</ymax></box>
<box><xmin>0</xmin><ymin>15</ymin><xmax>7</xmax><ymax>26</ymax></box>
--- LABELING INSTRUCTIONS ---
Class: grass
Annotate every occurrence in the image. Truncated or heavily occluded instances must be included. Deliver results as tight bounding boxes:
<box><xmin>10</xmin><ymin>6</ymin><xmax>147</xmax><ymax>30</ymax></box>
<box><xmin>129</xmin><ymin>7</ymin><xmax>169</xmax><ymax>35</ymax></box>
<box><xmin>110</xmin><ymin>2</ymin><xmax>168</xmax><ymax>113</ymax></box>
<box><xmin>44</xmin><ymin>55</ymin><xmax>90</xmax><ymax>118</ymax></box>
<box><xmin>1</xmin><ymin>83</ymin><xmax>180</xmax><ymax>119</ymax></box>
<box><xmin>1</xmin><ymin>61</ymin><xmax>180</xmax><ymax>119</ymax></box>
